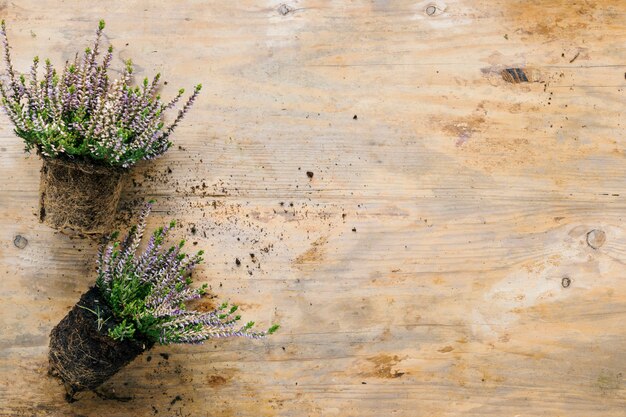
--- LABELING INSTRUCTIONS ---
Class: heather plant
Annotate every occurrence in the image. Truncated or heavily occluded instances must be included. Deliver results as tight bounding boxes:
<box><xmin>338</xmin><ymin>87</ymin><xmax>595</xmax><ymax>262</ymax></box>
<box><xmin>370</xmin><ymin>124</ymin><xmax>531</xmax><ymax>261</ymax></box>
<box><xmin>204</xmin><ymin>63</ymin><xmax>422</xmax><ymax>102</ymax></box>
<box><xmin>0</xmin><ymin>20</ymin><xmax>200</xmax><ymax>168</ymax></box>
<box><xmin>95</xmin><ymin>203</ymin><xmax>279</xmax><ymax>344</ymax></box>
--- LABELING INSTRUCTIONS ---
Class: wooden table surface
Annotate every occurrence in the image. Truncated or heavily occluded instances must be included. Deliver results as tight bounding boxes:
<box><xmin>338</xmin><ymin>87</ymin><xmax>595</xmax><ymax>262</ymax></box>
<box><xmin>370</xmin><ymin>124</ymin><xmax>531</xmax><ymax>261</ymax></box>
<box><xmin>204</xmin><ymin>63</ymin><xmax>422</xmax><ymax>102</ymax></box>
<box><xmin>1</xmin><ymin>1</ymin><xmax>625</xmax><ymax>415</ymax></box>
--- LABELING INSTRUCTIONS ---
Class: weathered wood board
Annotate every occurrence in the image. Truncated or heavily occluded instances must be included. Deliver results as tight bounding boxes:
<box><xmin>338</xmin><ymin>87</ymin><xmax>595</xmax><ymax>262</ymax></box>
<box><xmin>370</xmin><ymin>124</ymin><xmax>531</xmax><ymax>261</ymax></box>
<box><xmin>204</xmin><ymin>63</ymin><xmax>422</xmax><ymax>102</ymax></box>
<box><xmin>0</xmin><ymin>0</ymin><xmax>625</xmax><ymax>415</ymax></box>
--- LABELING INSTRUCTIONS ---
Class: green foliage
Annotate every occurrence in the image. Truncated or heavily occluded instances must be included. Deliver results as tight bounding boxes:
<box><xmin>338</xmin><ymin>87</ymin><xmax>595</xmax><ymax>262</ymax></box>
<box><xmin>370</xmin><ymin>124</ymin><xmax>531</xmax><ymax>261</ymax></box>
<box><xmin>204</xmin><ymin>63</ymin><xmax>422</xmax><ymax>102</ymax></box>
<box><xmin>78</xmin><ymin>304</ymin><xmax>109</xmax><ymax>332</ymax></box>
<box><xmin>109</xmin><ymin>320</ymin><xmax>135</xmax><ymax>341</ymax></box>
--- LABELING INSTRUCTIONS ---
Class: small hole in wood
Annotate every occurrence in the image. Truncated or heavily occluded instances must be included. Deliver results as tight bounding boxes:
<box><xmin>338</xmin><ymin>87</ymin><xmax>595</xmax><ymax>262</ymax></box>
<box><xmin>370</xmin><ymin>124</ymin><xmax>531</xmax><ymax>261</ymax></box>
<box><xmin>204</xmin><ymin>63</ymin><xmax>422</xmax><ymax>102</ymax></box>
<box><xmin>278</xmin><ymin>4</ymin><xmax>292</xmax><ymax>15</ymax></box>
<box><xmin>586</xmin><ymin>229</ymin><xmax>606</xmax><ymax>250</ymax></box>
<box><xmin>13</xmin><ymin>234</ymin><xmax>28</xmax><ymax>249</ymax></box>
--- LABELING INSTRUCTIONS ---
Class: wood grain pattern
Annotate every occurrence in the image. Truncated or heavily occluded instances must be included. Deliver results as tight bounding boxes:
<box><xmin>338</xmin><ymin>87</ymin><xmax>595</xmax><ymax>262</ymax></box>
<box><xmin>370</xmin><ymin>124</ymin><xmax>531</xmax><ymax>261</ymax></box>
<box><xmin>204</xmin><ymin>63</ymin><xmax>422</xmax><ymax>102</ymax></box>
<box><xmin>1</xmin><ymin>0</ymin><xmax>625</xmax><ymax>415</ymax></box>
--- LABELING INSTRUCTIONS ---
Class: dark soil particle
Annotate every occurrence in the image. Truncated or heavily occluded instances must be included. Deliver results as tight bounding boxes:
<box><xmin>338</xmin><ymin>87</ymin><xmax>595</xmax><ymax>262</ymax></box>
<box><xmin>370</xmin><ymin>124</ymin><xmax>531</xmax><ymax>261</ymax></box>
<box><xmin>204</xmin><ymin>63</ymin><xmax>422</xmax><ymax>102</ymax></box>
<box><xmin>306</xmin><ymin>171</ymin><xmax>314</xmax><ymax>179</ymax></box>
<box><xmin>170</xmin><ymin>395</ymin><xmax>182</xmax><ymax>405</ymax></box>
<box><xmin>235</xmin><ymin>258</ymin><xmax>241</xmax><ymax>266</ymax></box>
<box><xmin>159</xmin><ymin>353</ymin><xmax>170</xmax><ymax>360</ymax></box>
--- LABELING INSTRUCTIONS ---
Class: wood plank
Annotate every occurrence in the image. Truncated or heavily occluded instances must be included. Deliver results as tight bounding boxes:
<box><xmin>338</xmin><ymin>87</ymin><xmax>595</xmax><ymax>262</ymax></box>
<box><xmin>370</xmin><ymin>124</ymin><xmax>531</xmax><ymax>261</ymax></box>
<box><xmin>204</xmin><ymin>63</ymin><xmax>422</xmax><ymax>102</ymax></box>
<box><xmin>0</xmin><ymin>0</ymin><xmax>625</xmax><ymax>415</ymax></box>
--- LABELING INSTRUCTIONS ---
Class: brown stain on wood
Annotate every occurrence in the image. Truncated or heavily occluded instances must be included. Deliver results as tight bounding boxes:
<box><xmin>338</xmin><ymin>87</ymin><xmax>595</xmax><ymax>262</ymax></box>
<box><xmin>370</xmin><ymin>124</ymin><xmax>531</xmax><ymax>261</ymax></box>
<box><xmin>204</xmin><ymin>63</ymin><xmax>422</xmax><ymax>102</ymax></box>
<box><xmin>363</xmin><ymin>354</ymin><xmax>407</xmax><ymax>379</ymax></box>
<box><xmin>293</xmin><ymin>236</ymin><xmax>328</xmax><ymax>266</ymax></box>
<box><xmin>442</xmin><ymin>115</ymin><xmax>486</xmax><ymax>147</ymax></box>
<box><xmin>205</xmin><ymin>373</ymin><xmax>232</xmax><ymax>388</ymax></box>
<box><xmin>459</xmin><ymin>135</ymin><xmax>598</xmax><ymax>174</ymax></box>
<box><xmin>597</xmin><ymin>369</ymin><xmax>623</xmax><ymax>396</ymax></box>
<box><xmin>187</xmin><ymin>293</ymin><xmax>218</xmax><ymax>312</ymax></box>
<box><xmin>503</xmin><ymin>0</ymin><xmax>598</xmax><ymax>41</ymax></box>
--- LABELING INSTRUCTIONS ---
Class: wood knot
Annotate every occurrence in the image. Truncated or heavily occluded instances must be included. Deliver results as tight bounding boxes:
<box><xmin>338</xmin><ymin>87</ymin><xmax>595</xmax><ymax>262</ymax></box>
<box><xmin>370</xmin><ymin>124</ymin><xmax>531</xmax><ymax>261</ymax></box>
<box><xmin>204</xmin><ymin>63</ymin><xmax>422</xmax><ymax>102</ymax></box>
<box><xmin>277</xmin><ymin>4</ymin><xmax>293</xmax><ymax>15</ymax></box>
<box><xmin>501</xmin><ymin>68</ymin><xmax>529</xmax><ymax>83</ymax></box>
<box><xmin>586</xmin><ymin>229</ymin><xmax>606</xmax><ymax>249</ymax></box>
<box><xmin>13</xmin><ymin>234</ymin><xmax>28</xmax><ymax>249</ymax></box>
<box><xmin>424</xmin><ymin>2</ymin><xmax>446</xmax><ymax>16</ymax></box>
<box><xmin>561</xmin><ymin>277</ymin><xmax>571</xmax><ymax>288</ymax></box>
